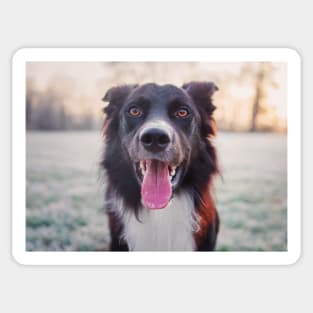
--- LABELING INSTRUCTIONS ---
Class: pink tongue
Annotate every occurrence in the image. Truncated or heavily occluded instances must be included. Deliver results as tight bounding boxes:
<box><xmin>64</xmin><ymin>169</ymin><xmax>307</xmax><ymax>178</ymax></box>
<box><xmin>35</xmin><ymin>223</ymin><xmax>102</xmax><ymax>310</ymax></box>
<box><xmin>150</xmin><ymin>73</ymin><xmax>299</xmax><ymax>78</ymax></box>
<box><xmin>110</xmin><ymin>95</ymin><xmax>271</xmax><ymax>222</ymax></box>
<box><xmin>141</xmin><ymin>160</ymin><xmax>172</xmax><ymax>209</ymax></box>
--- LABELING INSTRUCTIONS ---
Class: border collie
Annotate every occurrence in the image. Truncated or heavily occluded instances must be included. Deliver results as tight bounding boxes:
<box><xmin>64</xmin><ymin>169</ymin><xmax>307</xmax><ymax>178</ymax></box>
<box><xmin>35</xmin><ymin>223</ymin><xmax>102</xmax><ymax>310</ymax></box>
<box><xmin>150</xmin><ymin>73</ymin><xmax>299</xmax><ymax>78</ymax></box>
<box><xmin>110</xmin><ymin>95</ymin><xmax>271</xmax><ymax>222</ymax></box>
<box><xmin>101</xmin><ymin>81</ymin><xmax>219</xmax><ymax>251</ymax></box>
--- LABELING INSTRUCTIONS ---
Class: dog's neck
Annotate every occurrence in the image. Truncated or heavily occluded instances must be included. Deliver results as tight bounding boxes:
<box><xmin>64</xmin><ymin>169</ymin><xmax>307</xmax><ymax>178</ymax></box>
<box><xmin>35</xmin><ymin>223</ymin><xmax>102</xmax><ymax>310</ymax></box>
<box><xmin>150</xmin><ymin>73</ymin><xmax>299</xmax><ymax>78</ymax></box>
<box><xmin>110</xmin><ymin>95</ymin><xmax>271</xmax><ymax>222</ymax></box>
<box><xmin>114</xmin><ymin>191</ymin><xmax>198</xmax><ymax>251</ymax></box>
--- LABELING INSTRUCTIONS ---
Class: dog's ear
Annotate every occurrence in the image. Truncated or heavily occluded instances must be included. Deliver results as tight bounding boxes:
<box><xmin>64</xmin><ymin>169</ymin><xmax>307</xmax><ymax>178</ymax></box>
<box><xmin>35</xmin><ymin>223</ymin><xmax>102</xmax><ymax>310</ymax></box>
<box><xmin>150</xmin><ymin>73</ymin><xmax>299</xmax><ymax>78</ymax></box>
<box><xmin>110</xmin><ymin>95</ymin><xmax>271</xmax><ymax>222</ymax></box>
<box><xmin>102</xmin><ymin>84</ymin><xmax>138</xmax><ymax>136</ymax></box>
<box><xmin>102</xmin><ymin>84</ymin><xmax>138</xmax><ymax>116</ymax></box>
<box><xmin>182</xmin><ymin>81</ymin><xmax>218</xmax><ymax>116</ymax></box>
<box><xmin>182</xmin><ymin>81</ymin><xmax>218</xmax><ymax>137</ymax></box>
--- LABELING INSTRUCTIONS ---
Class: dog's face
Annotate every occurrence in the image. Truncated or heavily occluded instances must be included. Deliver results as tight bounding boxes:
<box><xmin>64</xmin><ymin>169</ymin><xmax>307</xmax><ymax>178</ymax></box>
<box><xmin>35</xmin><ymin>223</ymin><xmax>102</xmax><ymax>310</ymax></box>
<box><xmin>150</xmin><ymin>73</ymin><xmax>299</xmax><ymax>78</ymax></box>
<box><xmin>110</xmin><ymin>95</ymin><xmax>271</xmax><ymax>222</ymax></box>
<box><xmin>103</xmin><ymin>82</ymin><xmax>218</xmax><ymax>210</ymax></box>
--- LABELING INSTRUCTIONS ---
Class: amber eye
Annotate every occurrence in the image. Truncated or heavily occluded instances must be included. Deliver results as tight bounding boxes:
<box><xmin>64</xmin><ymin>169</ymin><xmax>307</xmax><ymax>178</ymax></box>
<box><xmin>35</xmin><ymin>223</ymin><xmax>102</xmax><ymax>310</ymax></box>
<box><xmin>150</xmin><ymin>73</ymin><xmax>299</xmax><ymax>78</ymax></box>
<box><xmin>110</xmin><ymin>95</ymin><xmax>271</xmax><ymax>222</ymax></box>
<box><xmin>175</xmin><ymin>108</ymin><xmax>190</xmax><ymax>119</ymax></box>
<box><xmin>128</xmin><ymin>106</ymin><xmax>142</xmax><ymax>117</ymax></box>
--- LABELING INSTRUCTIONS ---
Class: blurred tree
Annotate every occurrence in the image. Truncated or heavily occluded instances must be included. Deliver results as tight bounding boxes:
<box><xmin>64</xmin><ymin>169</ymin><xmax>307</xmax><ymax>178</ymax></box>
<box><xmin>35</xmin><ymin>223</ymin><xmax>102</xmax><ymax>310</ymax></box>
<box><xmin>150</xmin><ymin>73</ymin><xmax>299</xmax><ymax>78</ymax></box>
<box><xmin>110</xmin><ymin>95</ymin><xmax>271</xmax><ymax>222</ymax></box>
<box><xmin>240</xmin><ymin>62</ymin><xmax>278</xmax><ymax>132</ymax></box>
<box><xmin>250</xmin><ymin>68</ymin><xmax>264</xmax><ymax>132</ymax></box>
<box><xmin>26</xmin><ymin>78</ymin><xmax>98</xmax><ymax>131</ymax></box>
<box><xmin>59</xmin><ymin>105</ymin><xmax>68</xmax><ymax>130</ymax></box>
<box><xmin>26</xmin><ymin>89</ymin><xmax>33</xmax><ymax>130</ymax></box>
<box><xmin>26</xmin><ymin>79</ymin><xmax>37</xmax><ymax>130</ymax></box>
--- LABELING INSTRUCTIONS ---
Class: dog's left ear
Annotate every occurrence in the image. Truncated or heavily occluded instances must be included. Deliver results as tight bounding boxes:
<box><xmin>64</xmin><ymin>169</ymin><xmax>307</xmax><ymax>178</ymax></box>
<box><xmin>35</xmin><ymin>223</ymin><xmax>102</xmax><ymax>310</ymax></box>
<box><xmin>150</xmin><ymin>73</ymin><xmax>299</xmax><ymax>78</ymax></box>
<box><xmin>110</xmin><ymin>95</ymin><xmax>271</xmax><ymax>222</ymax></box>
<box><xmin>182</xmin><ymin>81</ymin><xmax>218</xmax><ymax>115</ymax></box>
<box><xmin>182</xmin><ymin>81</ymin><xmax>218</xmax><ymax>137</ymax></box>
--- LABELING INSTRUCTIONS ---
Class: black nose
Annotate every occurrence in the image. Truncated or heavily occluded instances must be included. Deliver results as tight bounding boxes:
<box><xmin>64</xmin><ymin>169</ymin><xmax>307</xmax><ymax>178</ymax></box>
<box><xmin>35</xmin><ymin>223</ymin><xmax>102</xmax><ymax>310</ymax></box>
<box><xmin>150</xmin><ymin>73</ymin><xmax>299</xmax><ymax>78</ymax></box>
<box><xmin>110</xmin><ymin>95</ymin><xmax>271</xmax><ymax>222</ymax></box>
<box><xmin>140</xmin><ymin>128</ymin><xmax>170</xmax><ymax>152</ymax></box>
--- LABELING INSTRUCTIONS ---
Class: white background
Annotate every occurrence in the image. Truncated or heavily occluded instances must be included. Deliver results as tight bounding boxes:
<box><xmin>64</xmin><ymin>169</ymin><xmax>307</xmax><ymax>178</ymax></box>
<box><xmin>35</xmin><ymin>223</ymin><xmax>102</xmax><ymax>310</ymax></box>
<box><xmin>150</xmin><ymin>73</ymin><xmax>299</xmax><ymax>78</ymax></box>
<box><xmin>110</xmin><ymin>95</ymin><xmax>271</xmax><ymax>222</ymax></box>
<box><xmin>0</xmin><ymin>1</ymin><xmax>311</xmax><ymax>312</ymax></box>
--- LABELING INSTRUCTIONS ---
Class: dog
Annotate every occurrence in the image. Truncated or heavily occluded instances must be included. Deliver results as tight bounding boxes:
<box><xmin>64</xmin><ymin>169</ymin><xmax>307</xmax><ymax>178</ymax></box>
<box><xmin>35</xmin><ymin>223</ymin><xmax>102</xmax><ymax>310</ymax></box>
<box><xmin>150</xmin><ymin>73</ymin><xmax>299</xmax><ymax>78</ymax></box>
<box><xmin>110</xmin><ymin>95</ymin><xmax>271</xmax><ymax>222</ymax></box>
<box><xmin>101</xmin><ymin>81</ymin><xmax>219</xmax><ymax>251</ymax></box>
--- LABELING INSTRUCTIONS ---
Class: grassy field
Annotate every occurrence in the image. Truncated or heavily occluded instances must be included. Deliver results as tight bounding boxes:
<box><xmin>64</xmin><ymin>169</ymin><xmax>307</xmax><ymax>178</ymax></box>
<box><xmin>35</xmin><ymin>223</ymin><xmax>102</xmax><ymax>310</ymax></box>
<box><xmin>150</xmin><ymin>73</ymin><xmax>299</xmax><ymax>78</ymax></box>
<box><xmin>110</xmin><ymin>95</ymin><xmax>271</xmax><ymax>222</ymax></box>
<box><xmin>26</xmin><ymin>131</ymin><xmax>287</xmax><ymax>251</ymax></box>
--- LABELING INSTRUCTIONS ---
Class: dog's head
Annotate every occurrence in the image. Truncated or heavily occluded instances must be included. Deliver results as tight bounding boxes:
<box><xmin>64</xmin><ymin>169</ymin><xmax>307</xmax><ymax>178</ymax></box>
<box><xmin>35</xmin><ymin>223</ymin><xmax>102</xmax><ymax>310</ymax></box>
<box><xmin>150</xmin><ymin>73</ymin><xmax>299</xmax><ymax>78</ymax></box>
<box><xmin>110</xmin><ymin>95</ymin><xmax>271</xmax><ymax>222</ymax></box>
<box><xmin>103</xmin><ymin>82</ymin><xmax>218</xmax><ymax>210</ymax></box>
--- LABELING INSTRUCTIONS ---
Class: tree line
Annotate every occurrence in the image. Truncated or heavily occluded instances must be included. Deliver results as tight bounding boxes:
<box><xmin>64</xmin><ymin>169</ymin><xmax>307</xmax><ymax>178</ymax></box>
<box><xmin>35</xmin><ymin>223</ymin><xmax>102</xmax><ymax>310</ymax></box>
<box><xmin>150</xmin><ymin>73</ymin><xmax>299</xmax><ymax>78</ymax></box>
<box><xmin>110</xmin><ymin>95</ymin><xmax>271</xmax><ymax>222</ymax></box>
<box><xmin>26</xmin><ymin>80</ymin><xmax>100</xmax><ymax>131</ymax></box>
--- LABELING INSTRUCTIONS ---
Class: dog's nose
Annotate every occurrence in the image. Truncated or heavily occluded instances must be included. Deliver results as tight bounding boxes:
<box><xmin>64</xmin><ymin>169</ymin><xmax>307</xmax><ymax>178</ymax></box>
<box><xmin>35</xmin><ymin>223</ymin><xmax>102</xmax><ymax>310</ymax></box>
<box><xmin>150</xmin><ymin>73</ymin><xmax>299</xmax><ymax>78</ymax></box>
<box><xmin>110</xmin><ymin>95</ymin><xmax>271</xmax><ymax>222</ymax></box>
<box><xmin>140</xmin><ymin>128</ymin><xmax>170</xmax><ymax>152</ymax></box>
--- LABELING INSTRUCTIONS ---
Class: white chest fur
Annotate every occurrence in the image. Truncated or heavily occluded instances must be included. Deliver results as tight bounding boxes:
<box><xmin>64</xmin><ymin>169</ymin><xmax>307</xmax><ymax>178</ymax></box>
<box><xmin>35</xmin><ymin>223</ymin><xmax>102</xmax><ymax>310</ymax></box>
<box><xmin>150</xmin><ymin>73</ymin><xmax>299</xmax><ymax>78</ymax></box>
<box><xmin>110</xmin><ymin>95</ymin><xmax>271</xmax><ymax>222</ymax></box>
<box><xmin>118</xmin><ymin>192</ymin><xmax>198</xmax><ymax>251</ymax></box>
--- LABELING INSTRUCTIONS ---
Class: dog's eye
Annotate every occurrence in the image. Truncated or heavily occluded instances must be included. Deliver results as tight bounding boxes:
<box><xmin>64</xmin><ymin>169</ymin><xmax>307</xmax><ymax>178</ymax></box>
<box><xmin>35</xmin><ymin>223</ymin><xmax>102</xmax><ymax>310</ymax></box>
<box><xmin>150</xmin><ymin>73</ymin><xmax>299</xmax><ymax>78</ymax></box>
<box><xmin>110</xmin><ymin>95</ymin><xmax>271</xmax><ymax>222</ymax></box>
<box><xmin>128</xmin><ymin>106</ymin><xmax>142</xmax><ymax>117</ymax></box>
<box><xmin>175</xmin><ymin>108</ymin><xmax>190</xmax><ymax>119</ymax></box>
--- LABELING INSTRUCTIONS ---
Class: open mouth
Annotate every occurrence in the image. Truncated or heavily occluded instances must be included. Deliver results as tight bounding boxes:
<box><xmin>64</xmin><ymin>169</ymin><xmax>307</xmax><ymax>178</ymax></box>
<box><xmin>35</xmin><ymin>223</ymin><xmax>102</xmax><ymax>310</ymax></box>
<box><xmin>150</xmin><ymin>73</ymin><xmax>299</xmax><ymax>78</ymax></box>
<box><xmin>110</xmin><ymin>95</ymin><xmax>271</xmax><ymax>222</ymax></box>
<box><xmin>134</xmin><ymin>160</ymin><xmax>184</xmax><ymax>210</ymax></box>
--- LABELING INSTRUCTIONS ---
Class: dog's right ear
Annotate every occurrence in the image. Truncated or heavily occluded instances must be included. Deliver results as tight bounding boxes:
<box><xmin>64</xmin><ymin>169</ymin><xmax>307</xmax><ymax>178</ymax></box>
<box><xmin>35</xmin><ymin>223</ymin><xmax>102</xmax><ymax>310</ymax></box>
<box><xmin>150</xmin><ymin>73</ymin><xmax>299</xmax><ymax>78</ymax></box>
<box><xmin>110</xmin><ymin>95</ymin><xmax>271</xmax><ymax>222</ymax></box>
<box><xmin>102</xmin><ymin>84</ymin><xmax>138</xmax><ymax>116</ymax></box>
